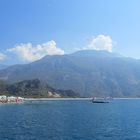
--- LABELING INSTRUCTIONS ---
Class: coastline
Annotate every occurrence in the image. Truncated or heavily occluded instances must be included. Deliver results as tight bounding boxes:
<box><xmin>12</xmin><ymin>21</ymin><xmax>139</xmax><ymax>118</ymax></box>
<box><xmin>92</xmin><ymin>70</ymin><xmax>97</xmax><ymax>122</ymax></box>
<box><xmin>25</xmin><ymin>97</ymin><xmax>140</xmax><ymax>101</ymax></box>
<box><xmin>114</xmin><ymin>97</ymin><xmax>140</xmax><ymax>100</ymax></box>
<box><xmin>1</xmin><ymin>97</ymin><xmax>140</xmax><ymax>104</ymax></box>
<box><xmin>24</xmin><ymin>97</ymin><xmax>140</xmax><ymax>101</ymax></box>
<box><xmin>24</xmin><ymin>97</ymin><xmax>92</xmax><ymax>101</ymax></box>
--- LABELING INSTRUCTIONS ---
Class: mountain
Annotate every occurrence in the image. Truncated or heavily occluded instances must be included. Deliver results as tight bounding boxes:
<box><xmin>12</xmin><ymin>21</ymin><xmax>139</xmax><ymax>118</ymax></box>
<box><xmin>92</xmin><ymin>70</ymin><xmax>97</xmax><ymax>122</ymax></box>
<box><xmin>0</xmin><ymin>79</ymin><xmax>79</xmax><ymax>98</ymax></box>
<box><xmin>0</xmin><ymin>50</ymin><xmax>140</xmax><ymax>97</ymax></box>
<box><xmin>0</xmin><ymin>64</ymin><xmax>8</xmax><ymax>70</ymax></box>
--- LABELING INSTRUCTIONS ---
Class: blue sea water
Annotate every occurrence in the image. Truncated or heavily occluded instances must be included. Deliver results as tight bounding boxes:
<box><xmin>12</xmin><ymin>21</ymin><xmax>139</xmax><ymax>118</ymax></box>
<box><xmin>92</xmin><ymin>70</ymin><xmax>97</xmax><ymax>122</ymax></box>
<box><xmin>0</xmin><ymin>99</ymin><xmax>140</xmax><ymax>140</ymax></box>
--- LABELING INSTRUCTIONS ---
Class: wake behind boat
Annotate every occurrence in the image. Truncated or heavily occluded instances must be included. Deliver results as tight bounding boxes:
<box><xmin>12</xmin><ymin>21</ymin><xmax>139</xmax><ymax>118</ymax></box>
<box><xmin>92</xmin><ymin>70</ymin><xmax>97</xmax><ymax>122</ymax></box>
<box><xmin>92</xmin><ymin>97</ymin><xmax>110</xmax><ymax>103</ymax></box>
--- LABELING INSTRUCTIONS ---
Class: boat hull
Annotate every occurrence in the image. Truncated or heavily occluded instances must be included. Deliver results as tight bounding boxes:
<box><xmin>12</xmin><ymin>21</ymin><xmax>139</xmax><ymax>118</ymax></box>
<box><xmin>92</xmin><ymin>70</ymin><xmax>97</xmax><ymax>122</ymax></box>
<box><xmin>92</xmin><ymin>100</ymin><xmax>109</xmax><ymax>103</ymax></box>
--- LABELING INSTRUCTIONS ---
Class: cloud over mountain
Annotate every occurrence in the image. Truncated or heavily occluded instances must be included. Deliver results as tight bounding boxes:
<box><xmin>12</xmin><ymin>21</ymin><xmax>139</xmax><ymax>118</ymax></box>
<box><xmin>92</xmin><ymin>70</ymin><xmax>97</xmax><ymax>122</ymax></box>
<box><xmin>0</xmin><ymin>53</ymin><xmax>7</xmax><ymax>61</ymax></box>
<box><xmin>7</xmin><ymin>40</ymin><xmax>65</xmax><ymax>62</ymax></box>
<box><xmin>86</xmin><ymin>35</ymin><xmax>113</xmax><ymax>52</ymax></box>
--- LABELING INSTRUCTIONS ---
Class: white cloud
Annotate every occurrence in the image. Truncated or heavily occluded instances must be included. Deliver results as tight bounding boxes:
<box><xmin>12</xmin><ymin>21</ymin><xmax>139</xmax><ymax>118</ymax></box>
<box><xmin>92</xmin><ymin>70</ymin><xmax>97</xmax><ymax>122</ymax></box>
<box><xmin>8</xmin><ymin>40</ymin><xmax>65</xmax><ymax>62</ymax></box>
<box><xmin>0</xmin><ymin>53</ymin><xmax>7</xmax><ymax>61</ymax></box>
<box><xmin>86</xmin><ymin>35</ymin><xmax>113</xmax><ymax>52</ymax></box>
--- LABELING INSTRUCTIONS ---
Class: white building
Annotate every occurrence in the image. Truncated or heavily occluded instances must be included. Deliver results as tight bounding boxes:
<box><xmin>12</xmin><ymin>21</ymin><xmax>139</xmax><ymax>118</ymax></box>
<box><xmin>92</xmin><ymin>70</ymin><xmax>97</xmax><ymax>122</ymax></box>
<box><xmin>0</xmin><ymin>95</ymin><xmax>24</xmax><ymax>103</ymax></box>
<box><xmin>0</xmin><ymin>95</ymin><xmax>7</xmax><ymax>102</ymax></box>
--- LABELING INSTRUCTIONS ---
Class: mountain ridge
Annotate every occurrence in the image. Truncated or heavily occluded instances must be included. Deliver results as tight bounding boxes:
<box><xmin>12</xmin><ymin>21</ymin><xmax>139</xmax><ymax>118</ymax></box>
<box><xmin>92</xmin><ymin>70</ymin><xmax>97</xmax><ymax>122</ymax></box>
<box><xmin>0</xmin><ymin>50</ymin><xmax>140</xmax><ymax>97</ymax></box>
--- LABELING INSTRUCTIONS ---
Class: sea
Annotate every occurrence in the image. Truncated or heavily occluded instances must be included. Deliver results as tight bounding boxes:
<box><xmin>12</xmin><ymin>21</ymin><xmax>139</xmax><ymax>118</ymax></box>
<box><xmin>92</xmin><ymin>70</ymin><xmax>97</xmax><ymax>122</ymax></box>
<box><xmin>0</xmin><ymin>99</ymin><xmax>140</xmax><ymax>140</ymax></box>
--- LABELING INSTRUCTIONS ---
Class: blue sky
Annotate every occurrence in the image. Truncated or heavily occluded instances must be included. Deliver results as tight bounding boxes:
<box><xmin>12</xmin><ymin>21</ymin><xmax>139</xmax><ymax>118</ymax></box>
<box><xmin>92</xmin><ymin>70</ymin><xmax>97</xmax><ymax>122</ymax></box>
<box><xmin>0</xmin><ymin>0</ymin><xmax>140</xmax><ymax>64</ymax></box>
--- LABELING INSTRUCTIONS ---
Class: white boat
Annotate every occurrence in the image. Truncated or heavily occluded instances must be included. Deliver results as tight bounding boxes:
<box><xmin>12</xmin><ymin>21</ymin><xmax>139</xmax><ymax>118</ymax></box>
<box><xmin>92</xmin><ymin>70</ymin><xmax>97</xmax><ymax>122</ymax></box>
<box><xmin>92</xmin><ymin>97</ymin><xmax>110</xmax><ymax>103</ymax></box>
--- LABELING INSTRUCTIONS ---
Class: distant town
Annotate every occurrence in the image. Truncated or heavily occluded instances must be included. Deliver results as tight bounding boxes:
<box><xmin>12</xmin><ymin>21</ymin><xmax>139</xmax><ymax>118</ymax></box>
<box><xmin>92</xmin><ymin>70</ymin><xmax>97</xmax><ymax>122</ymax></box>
<box><xmin>0</xmin><ymin>95</ymin><xmax>24</xmax><ymax>103</ymax></box>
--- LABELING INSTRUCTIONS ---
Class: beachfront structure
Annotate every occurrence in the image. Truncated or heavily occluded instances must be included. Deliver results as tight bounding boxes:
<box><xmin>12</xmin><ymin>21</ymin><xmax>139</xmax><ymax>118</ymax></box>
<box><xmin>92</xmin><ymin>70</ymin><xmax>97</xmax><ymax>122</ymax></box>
<box><xmin>0</xmin><ymin>95</ymin><xmax>24</xmax><ymax>103</ymax></box>
<box><xmin>0</xmin><ymin>95</ymin><xmax>7</xmax><ymax>103</ymax></box>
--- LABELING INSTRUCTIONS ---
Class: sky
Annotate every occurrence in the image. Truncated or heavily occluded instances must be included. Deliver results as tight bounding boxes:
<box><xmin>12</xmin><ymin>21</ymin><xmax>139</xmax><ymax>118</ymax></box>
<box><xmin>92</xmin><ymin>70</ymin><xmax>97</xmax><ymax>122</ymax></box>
<box><xmin>0</xmin><ymin>0</ymin><xmax>140</xmax><ymax>64</ymax></box>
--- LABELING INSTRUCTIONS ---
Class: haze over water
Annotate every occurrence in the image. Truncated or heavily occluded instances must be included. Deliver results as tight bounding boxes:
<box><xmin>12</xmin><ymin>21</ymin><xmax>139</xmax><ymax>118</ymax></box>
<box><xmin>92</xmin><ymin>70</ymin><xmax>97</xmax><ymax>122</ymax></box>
<box><xmin>0</xmin><ymin>100</ymin><xmax>140</xmax><ymax>140</ymax></box>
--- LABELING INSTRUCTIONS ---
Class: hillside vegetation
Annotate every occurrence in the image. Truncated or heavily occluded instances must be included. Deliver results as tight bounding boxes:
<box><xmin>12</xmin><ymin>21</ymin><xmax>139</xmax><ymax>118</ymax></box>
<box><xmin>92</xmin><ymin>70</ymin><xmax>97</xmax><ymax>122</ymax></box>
<box><xmin>0</xmin><ymin>79</ymin><xmax>80</xmax><ymax>98</ymax></box>
<box><xmin>0</xmin><ymin>50</ymin><xmax>140</xmax><ymax>97</ymax></box>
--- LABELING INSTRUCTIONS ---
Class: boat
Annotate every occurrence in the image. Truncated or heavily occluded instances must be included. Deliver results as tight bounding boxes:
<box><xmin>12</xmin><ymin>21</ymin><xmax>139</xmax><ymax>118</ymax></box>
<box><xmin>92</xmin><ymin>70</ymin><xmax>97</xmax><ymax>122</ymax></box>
<box><xmin>92</xmin><ymin>97</ymin><xmax>110</xmax><ymax>103</ymax></box>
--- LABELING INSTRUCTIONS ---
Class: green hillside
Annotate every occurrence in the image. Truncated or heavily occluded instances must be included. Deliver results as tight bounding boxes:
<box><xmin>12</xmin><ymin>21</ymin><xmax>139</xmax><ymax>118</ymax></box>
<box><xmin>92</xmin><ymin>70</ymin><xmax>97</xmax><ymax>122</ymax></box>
<box><xmin>0</xmin><ymin>50</ymin><xmax>140</xmax><ymax>97</ymax></box>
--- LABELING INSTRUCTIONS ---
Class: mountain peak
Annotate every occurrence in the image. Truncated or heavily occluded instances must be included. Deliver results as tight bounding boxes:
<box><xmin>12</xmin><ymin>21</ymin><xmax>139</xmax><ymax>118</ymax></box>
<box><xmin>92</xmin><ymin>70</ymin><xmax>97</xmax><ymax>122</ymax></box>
<box><xmin>0</xmin><ymin>49</ymin><xmax>139</xmax><ymax>97</ymax></box>
<box><xmin>71</xmin><ymin>50</ymin><xmax>121</xmax><ymax>58</ymax></box>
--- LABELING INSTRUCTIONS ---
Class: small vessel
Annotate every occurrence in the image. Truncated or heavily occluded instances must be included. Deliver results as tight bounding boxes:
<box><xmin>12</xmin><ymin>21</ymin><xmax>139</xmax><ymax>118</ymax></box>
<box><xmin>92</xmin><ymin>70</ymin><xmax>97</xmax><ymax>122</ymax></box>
<box><xmin>92</xmin><ymin>97</ymin><xmax>110</xmax><ymax>103</ymax></box>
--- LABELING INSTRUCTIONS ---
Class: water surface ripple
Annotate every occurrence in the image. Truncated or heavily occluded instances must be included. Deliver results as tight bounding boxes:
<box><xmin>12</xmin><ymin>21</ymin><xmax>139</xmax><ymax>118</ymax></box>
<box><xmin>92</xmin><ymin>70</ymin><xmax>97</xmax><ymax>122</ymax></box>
<box><xmin>0</xmin><ymin>100</ymin><xmax>140</xmax><ymax>140</ymax></box>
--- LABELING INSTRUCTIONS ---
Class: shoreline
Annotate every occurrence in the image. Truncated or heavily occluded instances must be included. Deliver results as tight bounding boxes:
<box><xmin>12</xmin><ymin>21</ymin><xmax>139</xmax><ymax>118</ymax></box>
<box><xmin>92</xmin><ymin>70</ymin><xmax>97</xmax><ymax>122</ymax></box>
<box><xmin>1</xmin><ymin>97</ymin><xmax>140</xmax><ymax>104</ymax></box>
<box><xmin>114</xmin><ymin>97</ymin><xmax>140</xmax><ymax>100</ymax></box>
<box><xmin>24</xmin><ymin>98</ymin><xmax>92</xmax><ymax>101</ymax></box>
<box><xmin>24</xmin><ymin>97</ymin><xmax>140</xmax><ymax>101</ymax></box>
